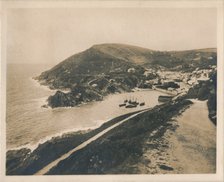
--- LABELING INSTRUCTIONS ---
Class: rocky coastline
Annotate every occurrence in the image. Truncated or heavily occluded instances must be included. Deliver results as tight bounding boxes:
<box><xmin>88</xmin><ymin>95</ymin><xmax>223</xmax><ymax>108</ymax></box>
<box><xmin>7</xmin><ymin>44</ymin><xmax>217</xmax><ymax>175</ymax></box>
<box><xmin>7</xmin><ymin>71</ymin><xmax>217</xmax><ymax>174</ymax></box>
<box><xmin>7</xmin><ymin>98</ymin><xmax>192</xmax><ymax>175</ymax></box>
<box><xmin>6</xmin><ymin>110</ymin><xmax>144</xmax><ymax>175</ymax></box>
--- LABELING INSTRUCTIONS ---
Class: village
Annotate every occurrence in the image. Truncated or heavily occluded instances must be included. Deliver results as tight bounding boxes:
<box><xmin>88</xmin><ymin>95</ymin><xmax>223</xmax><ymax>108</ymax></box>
<box><xmin>140</xmin><ymin>65</ymin><xmax>217</xmax><ymax>96</ymax></box>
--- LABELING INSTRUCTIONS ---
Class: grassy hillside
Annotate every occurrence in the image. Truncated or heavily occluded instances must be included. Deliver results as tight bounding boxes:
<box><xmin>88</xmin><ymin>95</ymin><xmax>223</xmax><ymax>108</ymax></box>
<box><xmin>35</xmin><ymin>43</ymin><xmax>216</xmax><ymax>108</ymax></box>
<box><xmin>37</xmin><ymin>43</ymin><xmax>216</xmax><ymax>89</ymax></box>
<box><xmin>169</xmin><ymin>49</ymin><xmax>216</xmax><ymax>71</ymax></box>
<box><xmin>37</xmin><ymin>45</ymin><xmax>145</xmax><ymax>89</ymax></box>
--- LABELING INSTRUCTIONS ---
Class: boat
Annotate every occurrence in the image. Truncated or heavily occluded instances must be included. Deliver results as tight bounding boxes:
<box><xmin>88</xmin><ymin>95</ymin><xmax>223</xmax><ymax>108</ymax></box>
<box><xmin>158</xmin><ymin>95</ymin><xmax>173</xmax><ymax>102</ymax></box>
<box><xmin>119</xmin><ymin>97</ymin><xmax>142</xmax><ymax>108</ymax></box>
<box><xmin>139</xmin><ymin>102</ymin><xmax>145</xmax><ymax>106</ymax></box>
<box><xmin>125</xmin><ymin>104</ymin><xmax>137</xmax><ymax>108</ymax></box>
<box><xmin>128</xmin><ymin>98</ymin><xmax>139</xmax><ymax>105</ymax></box>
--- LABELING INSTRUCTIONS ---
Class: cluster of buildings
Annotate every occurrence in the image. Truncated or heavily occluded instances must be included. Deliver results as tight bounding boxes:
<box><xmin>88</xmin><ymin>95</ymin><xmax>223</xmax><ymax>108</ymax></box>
<box><xmin>181</xmin><ymin>66</ymin><xmax>216</xmax><ymax>86</ymax></box>
<box><xmin>141</xmin><ymin>65</ymin><xmax>217</xmax><ymax>95</ymax></box>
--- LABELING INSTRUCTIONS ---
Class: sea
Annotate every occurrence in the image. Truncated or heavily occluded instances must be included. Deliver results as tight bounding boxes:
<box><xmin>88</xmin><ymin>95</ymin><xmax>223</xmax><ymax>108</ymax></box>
<box><xmin>6</xmin><ymin>64</ymin><xmax>166</xmax><ymax>151</ymax></box>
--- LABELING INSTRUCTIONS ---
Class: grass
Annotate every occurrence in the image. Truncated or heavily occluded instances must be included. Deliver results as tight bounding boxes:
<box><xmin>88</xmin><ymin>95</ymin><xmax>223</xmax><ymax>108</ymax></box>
<box><xmin>47</xmin><ymin>99</ymin><xmax>193</xmax><ymax>174</ymax></box>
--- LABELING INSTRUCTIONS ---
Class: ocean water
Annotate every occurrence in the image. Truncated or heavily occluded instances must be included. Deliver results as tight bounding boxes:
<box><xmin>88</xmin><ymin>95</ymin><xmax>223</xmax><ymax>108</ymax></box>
<box><xmin>6</xmin><ymin>64</ymin><xmax>165</xmax><ymax>151</ymax></box>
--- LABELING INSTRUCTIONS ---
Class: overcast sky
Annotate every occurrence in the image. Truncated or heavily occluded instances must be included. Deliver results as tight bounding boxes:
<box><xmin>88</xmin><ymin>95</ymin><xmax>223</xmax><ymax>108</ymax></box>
<box><xmin>7</xmin><ymin>8</ymin><xmax>217</xmax><ymax>64</ymax></box>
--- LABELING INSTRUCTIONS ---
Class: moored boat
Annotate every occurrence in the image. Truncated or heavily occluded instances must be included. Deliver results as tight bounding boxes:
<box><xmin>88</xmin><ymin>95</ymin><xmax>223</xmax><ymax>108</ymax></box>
<box><xmin>158</xmin><ymin>95</ymin><xmax>173</xmax><ymax>102</ymax></box>
<box><xmin>125</xmin><ymin>104</ymin><xmax>137</xmax><ymax>108</ymax></box>
<box><xmin>139</xmin><ymin>102</ymin><xmax>145</xmax><ymax>106</ymax></box>
<box><xmin>119</xmin><ymin>97</ymin><xmax>143</xmax><ymax>108</ymax></box>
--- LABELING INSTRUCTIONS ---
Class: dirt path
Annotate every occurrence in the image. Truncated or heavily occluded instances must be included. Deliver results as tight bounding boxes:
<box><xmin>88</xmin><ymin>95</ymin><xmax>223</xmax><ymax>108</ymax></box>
<box><xmin>35</xmin><ymin>100</ymin><xmax>216</xmax><ymax>175</ymax></box>
<box><xmin>35</xmin><ymin>108</ymin><xmax>151</xmax><ymax>175</ymax></box>
<box><xmin>138</xmin><ymin>99</ymin><xmax>216</xmax><ymax>174</ymax></box>
<box><xmin>169</xmin><ymin>99</ymin><xmax>216</xmax><ymax>173</ymax></box>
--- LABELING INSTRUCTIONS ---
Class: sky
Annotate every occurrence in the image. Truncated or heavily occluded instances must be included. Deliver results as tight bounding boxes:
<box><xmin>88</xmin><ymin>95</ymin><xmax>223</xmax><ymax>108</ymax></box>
<box><xmin>7</xmin><ymin>8</ymin><xmax>217</xmax><ymax>64</ymax></box>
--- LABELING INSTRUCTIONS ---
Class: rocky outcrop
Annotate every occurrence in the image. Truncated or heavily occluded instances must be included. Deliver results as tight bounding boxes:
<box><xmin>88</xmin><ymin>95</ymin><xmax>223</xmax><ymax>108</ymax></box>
<box><xmin>45</xmin><ymin>70</ymin><xmax>150</xmax><ymax>108</ymax></box>
<box><xmin>207</xmin><ymin>71</ymin><xmax>217</xmax><ymax>124</ymax></box>
<box><xmin>7</xmin><ymin>148</ymin><xmax>31</xmax><ymax>174</ymax></box>
<box><xmin>186</xmin><ymin>70</ymin><xmax>217</xmax><ymax>124</ymax></box>
<box><xmin>187</xmin><ymin>83</ymin><xmax>210</xmax><ymax>100</ymax></box>
<box><xmin>48</xmin><ymin>86</ymin><xmax>103</xmax><ymax>108</ymax></box>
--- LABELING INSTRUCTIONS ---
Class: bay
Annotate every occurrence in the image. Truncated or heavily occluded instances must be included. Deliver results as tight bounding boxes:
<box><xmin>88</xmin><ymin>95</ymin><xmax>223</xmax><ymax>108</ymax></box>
<box><xmin>6</xmin><ymin>64</ymin><xmax>166</xmax><ymax>150</ymax></box>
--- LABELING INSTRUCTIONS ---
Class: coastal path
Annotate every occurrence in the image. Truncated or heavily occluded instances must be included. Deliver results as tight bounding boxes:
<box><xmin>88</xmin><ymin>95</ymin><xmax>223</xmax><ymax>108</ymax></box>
<box><xmin>35</xmin><ymin>108</ymin><xmax>151</xmax><ymax>175</ymax></box>
<box><xmin>167</xmin><ymin>99</ymin><xmax>216</xmax><ymax>173</ymax></box>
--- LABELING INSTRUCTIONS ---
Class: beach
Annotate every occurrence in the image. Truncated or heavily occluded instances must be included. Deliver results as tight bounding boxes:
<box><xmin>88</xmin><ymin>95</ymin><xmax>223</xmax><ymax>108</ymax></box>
<box><xmin>6</xmin><ymin>64</ymin><xmax>166</xmax><ymax>151</ymax></box>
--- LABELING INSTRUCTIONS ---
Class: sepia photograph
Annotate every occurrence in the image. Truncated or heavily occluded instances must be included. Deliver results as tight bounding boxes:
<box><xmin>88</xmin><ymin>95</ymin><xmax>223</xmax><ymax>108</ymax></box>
<box><xmin>1</xmin><ymin>0</ymin><xmax>223</xmax><ymax>182</ymax></box>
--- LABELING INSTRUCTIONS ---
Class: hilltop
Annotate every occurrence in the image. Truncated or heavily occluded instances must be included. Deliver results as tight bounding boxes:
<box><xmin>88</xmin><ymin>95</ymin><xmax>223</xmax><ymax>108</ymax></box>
<box><xmin>35</xmin><ymin>43</ymin><xmax>216</xmax><ymax>108</ymax></box>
